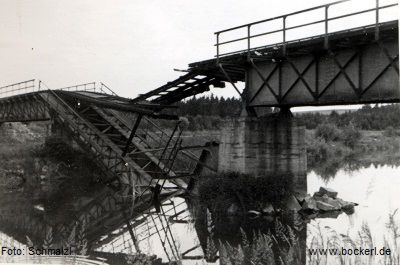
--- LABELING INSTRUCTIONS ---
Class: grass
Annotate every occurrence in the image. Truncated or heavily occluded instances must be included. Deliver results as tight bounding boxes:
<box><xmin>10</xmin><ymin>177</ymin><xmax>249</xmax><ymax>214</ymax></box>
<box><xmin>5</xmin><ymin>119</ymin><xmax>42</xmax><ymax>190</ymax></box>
<box><xmin>306</xmin><ymin>211</ymin><xmax>400</xmax><ymax>265</ymax></box>
<box><xmin>216</xmin><ymin>210</ymin><xmax>400</xmax><ymax>265</ymax></box>
<box><xmin>217</xmin><ymin>219</ymin><xmax>304</xmax><ymax>265</ymax></box>
<box><xmin>198</xmin><ymin>172</ymin><xmax>295</xmax><ymax>218</ymax></box>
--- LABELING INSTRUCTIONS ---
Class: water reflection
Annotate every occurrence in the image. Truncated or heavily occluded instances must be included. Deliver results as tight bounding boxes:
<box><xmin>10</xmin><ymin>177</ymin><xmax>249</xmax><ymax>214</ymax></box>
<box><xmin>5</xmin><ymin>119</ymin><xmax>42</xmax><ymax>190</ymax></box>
<box><xmin>0</xmin><ymin>168</ymin><xmax>330</xmax><ymax>265</ymax></box>
<box><xmin>308</xmin><ymin>149</ymin><xmax>400</xmax><ymax>181</ymax></box>
<box><xmin>1</xmin><ymin>150</ymin><xmax>400</xmax><ymax>264</ymax></box>
<box><xmin>0</xmin><ymin>164</ymin><xmax>310</xmax><ymax>265</ymax></box>
<box><xmin>4</xmin><ymin>118</ymin><xmax>400</xmax><ymax>265</ymax></box>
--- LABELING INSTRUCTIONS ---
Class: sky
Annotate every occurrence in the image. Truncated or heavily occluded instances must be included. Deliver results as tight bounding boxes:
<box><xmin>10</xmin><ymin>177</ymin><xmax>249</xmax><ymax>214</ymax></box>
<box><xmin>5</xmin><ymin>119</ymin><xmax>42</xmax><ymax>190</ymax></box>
<box><xmin>0</xmin><ymin>0</ymin><xmax>398</xmax><ymax>110</ymax></box>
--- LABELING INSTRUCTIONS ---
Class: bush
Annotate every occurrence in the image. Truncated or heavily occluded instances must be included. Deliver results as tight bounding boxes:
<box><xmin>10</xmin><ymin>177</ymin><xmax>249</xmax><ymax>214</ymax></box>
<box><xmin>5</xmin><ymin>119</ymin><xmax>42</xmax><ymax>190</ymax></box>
<box><xmin>315</xmin><ymin>123</ymin><xmax>341</xmax><ymax>142</ymax></box>
<box><xmin>342</xmin><ymin>124</ymin><xmax>362</xmax><ymax>148</ymax></box>
<box><xmin>307</xmin><ymin>137</ymin><xmax>333</xmax><ymax>163</ymax></box>
<box><xmin>307</xmin><ymin>135</ymin><xmax>352</xmax><ymax>166</ymax></box>
<box><xmin>314</xmin><ymin>123</ymin><xmax>361</xmax><ymax>149</ymax></box>
<box><xmin>198</xmin><ymin>172</ymin><xmax>295</xmax><ymax>213</ymax></box>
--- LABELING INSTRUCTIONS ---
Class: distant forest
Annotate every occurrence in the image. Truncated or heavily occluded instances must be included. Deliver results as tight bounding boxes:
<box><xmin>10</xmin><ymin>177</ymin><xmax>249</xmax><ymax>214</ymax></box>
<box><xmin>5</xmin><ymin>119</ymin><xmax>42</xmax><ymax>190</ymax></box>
<box><xmin>173</xmin><ymin>95</ymin><xmax>400</xmax><ymax>131</ymax></box>
<box><xmin>296</xmin><ymin>104</ymin><xmax>400</xmax><ymax>130</ymax></box>
<box><xmin>176</xmin><ymin>95</ymin><xmax>242</xmax><ymax>118</ymax></box>
<box><xmin>172</xmin><ymin>95</ymin><xmax>242</xmax><ymax>131</ymax></box>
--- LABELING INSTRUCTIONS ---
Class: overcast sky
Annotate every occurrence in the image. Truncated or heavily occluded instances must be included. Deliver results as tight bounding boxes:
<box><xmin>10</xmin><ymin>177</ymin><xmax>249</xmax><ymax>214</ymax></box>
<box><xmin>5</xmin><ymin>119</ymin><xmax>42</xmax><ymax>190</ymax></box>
<box><xmin>0</xmin><ymin>0</ymin><xmax>397</xmax><ymax>103</ymax></box>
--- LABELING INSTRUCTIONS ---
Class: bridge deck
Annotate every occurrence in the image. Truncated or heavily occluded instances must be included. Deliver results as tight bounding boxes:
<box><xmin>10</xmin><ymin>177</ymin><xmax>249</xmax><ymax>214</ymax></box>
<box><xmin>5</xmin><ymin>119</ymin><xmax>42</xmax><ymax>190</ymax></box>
<box><xmin>132</xmin><ymin>23</ymin><xmax>398</xmax><ymax>106</ymax></box>
<box><xmin>189</xmin><ymin>21</ymin><xmax>398</xmax><ymax>81</ymax></box>
<box><xmin>132</xmin><ymin>0</ymin><xmax>398</xmax><ymax>107</ymax></box>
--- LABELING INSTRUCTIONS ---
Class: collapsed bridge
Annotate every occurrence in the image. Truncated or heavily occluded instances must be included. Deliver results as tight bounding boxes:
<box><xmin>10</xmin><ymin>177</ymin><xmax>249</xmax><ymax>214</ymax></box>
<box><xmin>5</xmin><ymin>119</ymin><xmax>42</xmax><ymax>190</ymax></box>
<box><xmin>0</xmin><ymin>80</ymin><xmax>216</xmax><ymax>262</ymax></box>
<box><xmin>0</xmin><ymin>0</ymin><xmax>399</xmax><ymax>263</ymax></box>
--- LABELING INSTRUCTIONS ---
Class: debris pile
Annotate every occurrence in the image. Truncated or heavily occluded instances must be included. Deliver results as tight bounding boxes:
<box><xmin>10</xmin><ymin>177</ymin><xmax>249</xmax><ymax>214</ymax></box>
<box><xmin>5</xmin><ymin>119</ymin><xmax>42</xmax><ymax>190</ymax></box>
<box><xmin>241</xmin><ymin>187</ymin><xmax>358</xmax><ymax>219</ymax></box>
<box><xmin>298</xmin><ymin>187</ymin><xmax>358</xmax><ymax>218</ymax></box>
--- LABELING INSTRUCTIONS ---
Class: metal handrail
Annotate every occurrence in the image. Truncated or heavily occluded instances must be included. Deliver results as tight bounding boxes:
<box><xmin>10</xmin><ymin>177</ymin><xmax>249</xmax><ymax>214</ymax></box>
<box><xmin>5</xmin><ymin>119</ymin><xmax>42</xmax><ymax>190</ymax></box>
<box><xmin>215</xmin><ymin>0</ymin><xmax>347</xmax><ymax>34</ymax></box>
<box><xmin>58</xmin><ymin>82</ymin><xmax>118</xmax><ymax>96</ymax></box>
<box><xmin>215</xmin><ymin>0</ymin><xmax>398</xmax><ymax>59</ymax></box>
<box><xmin>0</xmin><ymin>80</ymin><xmax>119</xmax><ymax>100</ymax></box>
<box><xmin>99</xmin><ymin>82</ymin><xmax>118</xmax><ymax>96</ymax></box>
<box><xmin>58</xmin><ymin>82</ymin><xmax>96</xmax><ymax>92</ymax></box>
<box><xmin>0</xmin><ymin>79</ymin><xmax>36</xmax><ymax>98</ymax></box>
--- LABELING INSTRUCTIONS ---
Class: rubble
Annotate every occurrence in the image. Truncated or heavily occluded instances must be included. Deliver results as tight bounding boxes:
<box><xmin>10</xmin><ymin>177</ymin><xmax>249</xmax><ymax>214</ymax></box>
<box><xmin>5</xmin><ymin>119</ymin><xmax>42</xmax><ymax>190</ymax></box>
<box><xmin>299</xmin><ymin>187</ymin><xmax>357</xmax><ymax>217</ymax></box>
<box><xmin>285</xmin><ymin>195</ymin><xmax>302</xmax><ymax>211</ymax></box>
<box><xmin>301</xmin><ymin>195</ymin><xmax>318</xmax><ymax>211</ymax></box>
<box><xmin>316</xmin><ymin>187</ymin><xmax>338</xmax><ymax>199</ymax></box>
<box><xmin>231</xmin><ymin>187</ymin><xmax>357</xmax><ymax>220</ymax></box>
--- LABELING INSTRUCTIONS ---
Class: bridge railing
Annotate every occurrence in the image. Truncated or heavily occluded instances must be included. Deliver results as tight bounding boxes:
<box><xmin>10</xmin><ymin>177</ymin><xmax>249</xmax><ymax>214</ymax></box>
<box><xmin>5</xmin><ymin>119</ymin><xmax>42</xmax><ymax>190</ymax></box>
<box><xmin>0</xmin><ymin>80</ymin><xmax>118</xmax><ymax>100</ymax></box>
<box><xmin>57</xmin><ymin>82</ymin><xmax>97</xmax><ymax>93</ymax></box>
<box><xmin>215</xmin><ymin>0</ymin><xmax>398</xmax><ymax>59</ymax></box>
<box><xmin>0</xmin><ymin>80</ymin><xmax>37</xmax><ymax>99</ymax></box>
<box><xmin>57</xmin><ymin>82</ymin><xmax>118</xmax><ymax>96</ymax></box>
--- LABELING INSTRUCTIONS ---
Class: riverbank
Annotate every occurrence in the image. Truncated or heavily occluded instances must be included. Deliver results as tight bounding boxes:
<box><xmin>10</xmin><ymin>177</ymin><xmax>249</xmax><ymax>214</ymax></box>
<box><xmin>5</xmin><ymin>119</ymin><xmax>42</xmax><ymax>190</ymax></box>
<box><xmin>306</xmin><ymin>127</ymin><xmax>400</xmax><ymax>160</ymax></box>
<box><xmin>180</xmin><ymin>126</ymin><xmax>400</xmax><ymax>162</ymax></box>
<box><xmin>305</xmin><ymin>126</ymin><xmax>400</xmax><ymax>179</ymax></box>
<box><xmin>3</xmin><ymin>121</ymin><xmax>398</xmax><ymax>177</ymax></box>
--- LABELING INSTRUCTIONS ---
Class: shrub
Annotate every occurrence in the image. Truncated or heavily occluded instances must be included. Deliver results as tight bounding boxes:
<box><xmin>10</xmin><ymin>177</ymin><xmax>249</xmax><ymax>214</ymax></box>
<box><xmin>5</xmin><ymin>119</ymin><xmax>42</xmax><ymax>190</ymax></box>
<box><xmin>315</xmin><ymin>123</ymin><xmax>341</xmax><ymax>142</ymax></box>
<box><xmin>342</xmin><ymin>124</ymin><xmax>362</xmax><ymax>148</ymax></box>
<box><xmin>198</xmin><ymin>172</ymin><xmax>295</xmax><ymax>213</ymax></box>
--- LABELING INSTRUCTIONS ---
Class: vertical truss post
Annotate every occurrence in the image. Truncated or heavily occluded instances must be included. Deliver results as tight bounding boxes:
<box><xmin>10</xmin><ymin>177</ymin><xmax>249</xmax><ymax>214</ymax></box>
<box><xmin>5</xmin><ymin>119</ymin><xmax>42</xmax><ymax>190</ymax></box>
<box><xmin>324</xmin><ymin>5</ymin><xmax>330</xmax><ymax>49</ymax></box>
<box><xmin>247</xmin><ymin>25</ymin><xmax>251</xmax><ymax>57</ymax></box>
<box><xmin>283</xmin><ymin>16</ymin><xmax>287</xmax><ymax>55</ymax></box>
<box><xmin>358</xmin><ymin>48</ymin><xmax>363</xmax><ymax>97</ymax></box>
<box><xmin>122</xmin><ymin>114</ymin><xmax>143</xmax><ymax>157</ymax></box>
<box><xmin>375</xmin><ymin>0</ymin><xmax>380</xmax><ymax>40</ymax></box>
<box><xmin>216</xmin><ymin>33</ymin><xmax>220</xmax><ymax>64</ymax></box>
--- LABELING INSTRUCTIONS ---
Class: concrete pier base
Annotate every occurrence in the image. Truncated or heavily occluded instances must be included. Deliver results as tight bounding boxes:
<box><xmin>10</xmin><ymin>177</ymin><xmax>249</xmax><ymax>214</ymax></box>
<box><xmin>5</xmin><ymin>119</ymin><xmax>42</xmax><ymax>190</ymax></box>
<box><xmin>218</xmin><ymin>109</ymin><xmax>307</xmax><ymax>191</ymax></box>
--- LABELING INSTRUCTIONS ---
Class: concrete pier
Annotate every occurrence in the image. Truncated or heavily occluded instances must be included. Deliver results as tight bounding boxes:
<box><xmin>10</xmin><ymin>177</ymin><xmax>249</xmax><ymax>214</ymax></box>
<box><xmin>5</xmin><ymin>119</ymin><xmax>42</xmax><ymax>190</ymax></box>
<box><xmin>218</xmin><ymin>109</ymin><xmax>306</xmax><ymax>189</ymax></box>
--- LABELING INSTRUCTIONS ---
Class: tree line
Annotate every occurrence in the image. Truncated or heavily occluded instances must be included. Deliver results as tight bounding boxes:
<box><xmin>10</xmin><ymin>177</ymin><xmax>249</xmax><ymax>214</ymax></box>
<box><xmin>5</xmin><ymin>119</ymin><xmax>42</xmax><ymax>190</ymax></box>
<box><xmin>296</xmin><ymin>104</ymin><xmax>400</xmax><ymax>130</ymax></box>
<box><xmin>171</xmin><ymin>95</ymin><xmax>400</xmax><ymax>131</ymax></box>
<box><xmin>175</xmin><ymin>95</ymin><xmax>242</xmax><ymax>117</ymax></box>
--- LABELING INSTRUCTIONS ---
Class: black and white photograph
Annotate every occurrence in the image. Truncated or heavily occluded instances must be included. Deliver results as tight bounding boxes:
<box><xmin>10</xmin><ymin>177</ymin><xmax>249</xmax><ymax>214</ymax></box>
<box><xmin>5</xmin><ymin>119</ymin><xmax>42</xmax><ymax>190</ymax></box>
<box><xmin>0</xmin><ymin>0</ymin><xmax>399</xmax><ymax>264</ymax></box>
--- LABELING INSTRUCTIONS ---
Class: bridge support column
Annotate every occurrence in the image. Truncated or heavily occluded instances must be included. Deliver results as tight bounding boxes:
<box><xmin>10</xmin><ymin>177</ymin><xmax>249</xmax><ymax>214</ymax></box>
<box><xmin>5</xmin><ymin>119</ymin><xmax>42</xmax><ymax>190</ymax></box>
<box><xmin>218</xmin><ymin>109</ymin><xmax>307</xmax><ymax>191</ymax></box>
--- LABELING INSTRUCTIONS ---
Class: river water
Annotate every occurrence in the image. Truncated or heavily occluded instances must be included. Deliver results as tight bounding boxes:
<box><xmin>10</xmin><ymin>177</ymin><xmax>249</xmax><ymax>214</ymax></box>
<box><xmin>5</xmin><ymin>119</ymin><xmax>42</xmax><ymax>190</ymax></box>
<box><xmin>1</xmin><ymin>138</ymin><xmax>400</xmax><ymax>265</ymax></box>
<box><xmin>97</xmin><ymin>163</ymin><xmax>400</xmax><ymax>264</ymax></box>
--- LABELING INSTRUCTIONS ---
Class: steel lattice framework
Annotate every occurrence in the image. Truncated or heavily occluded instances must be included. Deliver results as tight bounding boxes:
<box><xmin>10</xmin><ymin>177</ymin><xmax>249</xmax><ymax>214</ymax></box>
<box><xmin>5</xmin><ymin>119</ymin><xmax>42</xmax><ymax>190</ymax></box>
<box><xmin>133</xmin><ymin>0</ymin><xmax>399</xmax><ymax>110</ymax></box>
<box><xmin>0</xmin><ymin>80</ymin><xmax>215</xmax><ymax>263</ymax></box>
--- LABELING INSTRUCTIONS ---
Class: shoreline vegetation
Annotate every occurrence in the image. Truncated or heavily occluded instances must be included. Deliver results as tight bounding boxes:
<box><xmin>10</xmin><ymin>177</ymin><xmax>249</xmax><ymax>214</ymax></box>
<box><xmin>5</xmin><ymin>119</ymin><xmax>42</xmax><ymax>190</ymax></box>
<box><xmin>306</xmin><ymin>125</ymin><xmax>400</xmax><ymax>180</ymax></box>
<box><xmin>170</xmin><ymin>95</ymin><xmax>400</xmax><ymax>178</ymax></box>
<box><xmin>214</xmin><ymin>212</ymin><xmax>400</xmax><ymax>265</ymax></box>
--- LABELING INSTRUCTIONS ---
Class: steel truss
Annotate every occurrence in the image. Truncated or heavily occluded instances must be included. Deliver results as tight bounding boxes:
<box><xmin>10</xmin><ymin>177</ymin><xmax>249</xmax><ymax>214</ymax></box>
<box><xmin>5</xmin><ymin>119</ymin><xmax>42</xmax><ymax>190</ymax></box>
<box><xmin>246</xmin><ymin>38</ymin><xmax>399</xmax><ymax>107</ymax></box>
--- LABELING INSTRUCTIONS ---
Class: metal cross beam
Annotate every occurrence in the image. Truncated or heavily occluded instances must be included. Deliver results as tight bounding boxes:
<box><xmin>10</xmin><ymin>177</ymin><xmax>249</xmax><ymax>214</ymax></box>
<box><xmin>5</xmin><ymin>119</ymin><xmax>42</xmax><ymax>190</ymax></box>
<box><xmin>245</xmin><ymin>36</ymin><xmax>399</xmax><ymax>107</ymax></box>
